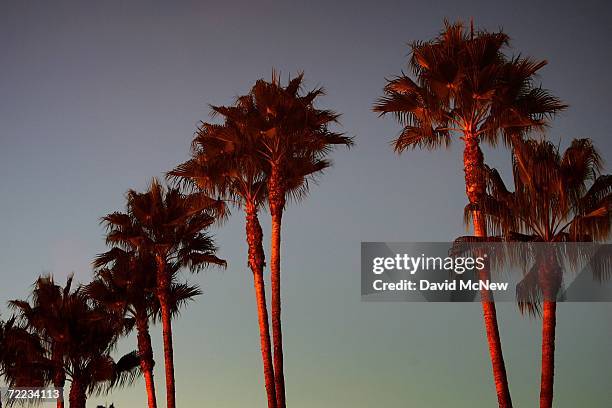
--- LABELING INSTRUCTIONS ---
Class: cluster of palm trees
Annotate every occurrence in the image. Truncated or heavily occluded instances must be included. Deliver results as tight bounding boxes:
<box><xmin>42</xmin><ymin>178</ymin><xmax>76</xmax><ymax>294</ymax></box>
<box><xmin>374</xmin><ymin>20</ymin><xmax>612</xmax><ymax>408</ymax></box>
<box><xmin>0</xmin><ymin>276</ymin><xmax>140</xmax><ymax>408</ymax></box>
<box><xmin>0</xmin><ymin>74</ymin><xmax>351</xmax><ymax>408</ymax></box>
<box><xmin>0</xmin><ymin>19</ymin><xmax>610</xmax><ymax>408</ymax></box>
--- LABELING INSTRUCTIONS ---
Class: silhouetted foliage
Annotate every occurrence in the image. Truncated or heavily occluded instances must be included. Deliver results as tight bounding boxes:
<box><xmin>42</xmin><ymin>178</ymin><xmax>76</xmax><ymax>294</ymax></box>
<box><xmin>7</xmin><ymin>275</ymin><xmax>139</xmax><ymax>408</ymax></box>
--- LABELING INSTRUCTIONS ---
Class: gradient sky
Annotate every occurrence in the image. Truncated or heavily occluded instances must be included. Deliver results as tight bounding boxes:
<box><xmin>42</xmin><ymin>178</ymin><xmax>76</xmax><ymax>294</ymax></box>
<box><xmin>1</xmin><ymin>0</ymin><xmax>611</xmax><ymax>406</ymax></box>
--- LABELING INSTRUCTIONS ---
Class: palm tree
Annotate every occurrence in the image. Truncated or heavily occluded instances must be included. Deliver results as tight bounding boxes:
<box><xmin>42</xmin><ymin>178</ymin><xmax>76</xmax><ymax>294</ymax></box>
<box><xmin>100</xmin><ymin>179</ymin><xmax>226</xmax><ymax>408</ymax></box>
<box><xmin>88</xmin><ymin>249</ymin><xmax>159</xmax><ymax>408</ymax></box>
<box><xmin>88</xmin><ymin>249</ymin><xmax>202</xmax><ymax>408</ymax></box>
<box><xmin>211</xmin><ymin>73</ymin><xmax>352</xmax><ymax>407</ymax></box>
<box><xmin>168</xmin><ymin>119</ymin><xmax>278</xmax><ymax>407</ymax></box>
<box><xmin>9</xmin><ymin>275</ymin><xmax>139</xmax><ymax>408</ymax></box>
<box><xmin>373</xmin><ymin>20</ymin><xmax>566</xmax><ymax>407</ymax></box>
<box><xmin>1</xmin><ymin>315</ymin><xmax>50</xmax><ymax>391</ymax></box>
<box><xmin>460</xmin><ymin>138</ymin><xmax>612</xmax><ymax>408</ymax></box>
<box><xmin>64</xmin><ymin>329</ymin><xmax>139</xmax><ymax>408</ymax></box>
<box><xmin>8</xmin><ymin>276</ymin><xmax>75</xmax><ymax>408</ymax></box>
<box><xmin>0</xmin><ymin>316</ymin><xmax>51</xmax><ymax>408</ymax></box>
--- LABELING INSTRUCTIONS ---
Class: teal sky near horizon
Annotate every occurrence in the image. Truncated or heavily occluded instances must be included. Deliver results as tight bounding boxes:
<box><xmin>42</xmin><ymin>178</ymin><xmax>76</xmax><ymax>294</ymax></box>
<box><xmin>1</xmin><ymin>0</ymin><xmax>611</xmax><ymax>406</ymax></box>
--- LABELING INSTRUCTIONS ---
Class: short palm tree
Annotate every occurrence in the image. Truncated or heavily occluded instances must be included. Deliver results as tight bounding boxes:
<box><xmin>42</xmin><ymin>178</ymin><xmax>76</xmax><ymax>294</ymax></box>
<box><xmin>63</xmin><ymin>320</ymin><xmax>139</xmax><ymax>408</ymax></box>
<box><xmin>460</xmin><ymin>138</ymin><xmax>612</xmax><ymax>408</ymax></box>
<box><xmin>9</xmin><ymin>275</ymin><xmax>139</xmax><ymax>408</ymax></box>
<box><xmin>213</xmin><ymin>73</ymin><xmax>352</xmax><ymax>407</ymax></box>
<box><xmin>100</xmin><ymin>179</ymin><xmax>226</xmax><ymax>408</ymax></box>
<box><xmin>8</xmin><ymin>276</ymin><xmax>76</xmax><ymax>408</ymax></box>
<box><xmin>0</xmin><ymin>315</ymin><xmax>50</xmax><ymax>393</ymax></box>
<box><xmin>1</xmin><ymin>318</ymin><xmax>50</xmax><ymax>408</ymax></box>
<box><xmin>168</xmin><ymin>119</ymin><xmax>278</xmax><ymax>407</ymax></box>
<box><xmin>373</xmin><ymin>21</ymin><xmax>566</xmax><ymax>407</ymax></box>
<box><xmin>88</xmin><ymin>249</ymin><xmax>202</xmax><ymax>408</ymax></box>
<box><xmin>88</xmin><ymin>249</ymin><xmax>159</xmax><ymax>408</ymax></box>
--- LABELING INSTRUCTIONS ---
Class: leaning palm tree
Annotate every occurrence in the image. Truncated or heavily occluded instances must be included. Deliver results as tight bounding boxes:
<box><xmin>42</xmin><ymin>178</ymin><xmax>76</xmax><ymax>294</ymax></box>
<box><xmin>100</xmin><ymin>179</ymin><xmax>226</xmax><ymax>408</ymax></box>
<box><xmin>88</xmin><ymin>249</ymin><xmax>203</xmax><ymax>408</ymax></box>
<box><xmin>373</xmin><ymin>20</ymin><xmax>566</xmax><ymax>407</ymax></box>
<box><xmin>9</xmin><ymin>275</ymin><xmax>139</xmax><ymax>408</ymax></box>
<box><xmin>460</xmin><ymin>138</ymin><xmax>612</xmax><ymax>408</ymax></box>
<box><xmin>168</xmin><ymin>119</ymin><xmax>278</xmax><ymax>407</ymax></box>
<box><xmin>211</xmin><ymin>72</ymin><xmax>352</xmax><ymax>407</ymax></box>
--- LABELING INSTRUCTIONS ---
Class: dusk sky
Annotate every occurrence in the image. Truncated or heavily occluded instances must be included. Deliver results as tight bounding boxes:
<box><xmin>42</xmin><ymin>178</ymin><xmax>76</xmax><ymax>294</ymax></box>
<box><xmin>1</xmin><ymin>0</ymin><xmax>611</xmax><ymax>406</ymax></box>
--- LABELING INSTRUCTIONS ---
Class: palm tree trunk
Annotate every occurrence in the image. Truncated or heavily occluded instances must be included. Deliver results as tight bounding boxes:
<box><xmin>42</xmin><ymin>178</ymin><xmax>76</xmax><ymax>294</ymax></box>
<box><xmin>464</xmin><ymin>132</ymin><xmax>513</xmax><ymax>408</ymax></box>
<box><xmin>156</xmin><ymin>257</ymin><xmax>176</xmax><ymax>408</ymax></box>
<box><xmin>55</xmin><ymin>378</ymin><xmax>66</xmax><ymax>408</ymax></box>
<box><xmin>53</xmin><ymin>348</ymin><xmax>66</xmax><ymax>408</ymax></box>
<box><xmin>540</xmin><ymin>300</ymin><xmax>556</xmax><ymax>408</ymax></box>
<box><xmin>68</xmin><ymin>379</ymin><xmax>86</xmax><ymax>408</ymax></box>
<box><xmin>56</xmin><ymin>390</ymin><xmax>65</xmax><ymax>408</ymax></box>
<box><xmin>136</xmin><ymin>311</ymin><xmax>158</xmax><ymax>408</ymax></box>
<box><xmin>269</xmin><ymin>169</ymin><xmax>287</xmax><ymax>408</ymax></box>
<box><xmin>477</xmin><ymin>258</ymin><xmax>512</xmax><ymax>408</ymax></box>
<box><xmin>538</xmin><ymin>254</ymin><xmax>560</xmax><ymax>408</ymax></box>
<box><xmin>246</xmin><ymin>203</ymin><xmax>278</xmax><ymax>408</ymax></box>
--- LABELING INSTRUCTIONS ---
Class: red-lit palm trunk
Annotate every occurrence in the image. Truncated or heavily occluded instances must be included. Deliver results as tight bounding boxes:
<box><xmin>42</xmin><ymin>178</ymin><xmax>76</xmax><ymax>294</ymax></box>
<box><xmin>135</xmin><ymin>309</ymin><xmax>158</xmax><ymax>408</ymax></box>
<box><xmin>539</xmin><ymin>255</ymin><xmax>560</xmax><ymax>408</ymax></box>
<box><xmin>540</xmin><ymin>300</ymin><xmax>556</xmax><ymax>408</ymax></box>
<box><xmin>55</xmin><ymin>380</ymin><xmax>65</xmax><ymax>408</ymax></box>
<box><xmin>155</xmin><ymin>257</ymin><xmax>176</xmax><ymax>408</ymax></box>
<box><xmin>54</xmin><ymin>375</ymin><xmax>66</xmax><ymax>408</ymax></box>
<box><xmin>246</xmin><ymin>202</ymin><xmax>278</xmax><ymax>408</ymax></box>
<box><xmin>52</xmin><ymin>347</ymin><xmax>66</xmax><ymax>408</ymax></box>
<box><xmin>68</xmin><ymin>379</ymin><xmax>86</xmax><ymax>408</ymax></box>
<box><xmin>54</xmin><ymin>377</ymin><xmax>66</xmax><ymax>408</ymax></box>
<box><xmin>269</xmin><ymin>167</ymin><xmax>287</xmax><ymax>408</ymax></box>
<box><xmin>464</xmin><ymin>131</ymin><xmax>513</xmax><ymax>408</ymax></box>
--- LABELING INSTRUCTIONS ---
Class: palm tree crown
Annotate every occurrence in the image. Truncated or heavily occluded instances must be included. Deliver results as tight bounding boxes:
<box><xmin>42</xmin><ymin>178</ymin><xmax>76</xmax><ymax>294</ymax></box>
<box><xmin>211</xmin><ymin>73</ymin><xmax>353</xmax><ymax>209</ymax></box>
<box><xmin>373</xmin><ymin>20</ymin><xmax>566</xmax><ymax>206</ymax></box>
<box><xmin>464</xmin><ymin>138</ymin><xmax>612</xmax><ymax>306</ymax></box>
<box><xmin>373</xmin><ymin>20</ymin><xmax>565</xmax><ymax>148</ymax></box>
<box><xmin>169</xmin><ymin>119</ymin><xmax>267</xmax><ymax>209</ymax></box>
<box><xmin>471</xmin><ymin>138</ymin><xmax>611</xmax><ymax>243</ymax></box>
<box><xmin>101</xmin><ymin>179</ymin><xmax>226</xmax><ymax>271</ymax></box>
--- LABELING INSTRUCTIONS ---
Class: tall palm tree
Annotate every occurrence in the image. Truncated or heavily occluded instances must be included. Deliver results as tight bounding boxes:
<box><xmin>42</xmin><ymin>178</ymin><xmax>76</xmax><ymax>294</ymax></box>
<box><xmin>373</xmin><ymin>21</ymin><xmax>566</xmax><ymax>407</ymax></box>
<box><xmin>168</xmin><ymin>119</ymin><xmax>278</xmax><ymax>407</ymax></box>
<box><xmin>460</xmin><ymin>138</ymin><xmax>612</xmax><ymax>408</ymax></box>
<box><xmin>213</xmin><ymin>73</ymin><xmax>352</xmax><ymax>407</ymax></box>
<box><xmin>9</xmin><ymin>275</ymin><xmax>139</xmax><ymax>408</ymax></box>
<box><xmin>100</xmin><ymin>179</ymin><xmax>225</xmax><ymax>408</ymax></box>
<box><xmin>88</xmin><ymin>249</ymin><xmax>202</xmax><ymax>408</ymax></box>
